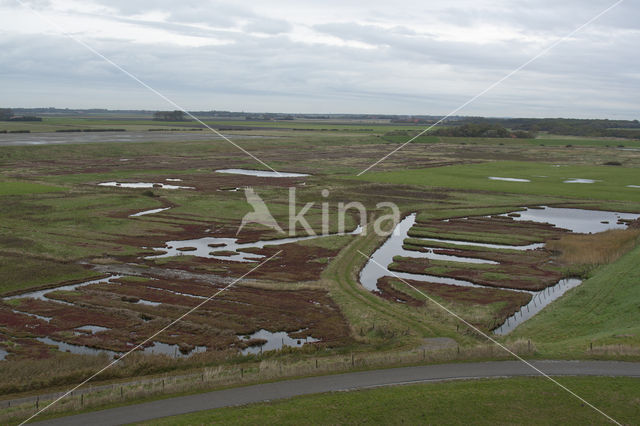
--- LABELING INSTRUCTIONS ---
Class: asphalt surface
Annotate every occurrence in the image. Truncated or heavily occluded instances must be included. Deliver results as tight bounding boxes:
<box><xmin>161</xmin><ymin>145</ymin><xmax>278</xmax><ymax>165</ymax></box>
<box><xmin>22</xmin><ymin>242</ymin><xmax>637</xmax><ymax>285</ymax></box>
<box><xmin>29</xmin><ymin>360</ymin><xmax>639</xmax><ymax>425</ymax></box>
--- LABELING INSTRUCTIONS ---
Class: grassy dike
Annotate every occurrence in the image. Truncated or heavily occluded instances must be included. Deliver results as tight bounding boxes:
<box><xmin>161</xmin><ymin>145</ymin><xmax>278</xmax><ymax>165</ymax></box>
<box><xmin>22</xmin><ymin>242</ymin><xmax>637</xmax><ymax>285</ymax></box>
<box><xmin>511</xmin><ymin>244</ymin><xmax>640</xmax><ymax>356</ymax></box>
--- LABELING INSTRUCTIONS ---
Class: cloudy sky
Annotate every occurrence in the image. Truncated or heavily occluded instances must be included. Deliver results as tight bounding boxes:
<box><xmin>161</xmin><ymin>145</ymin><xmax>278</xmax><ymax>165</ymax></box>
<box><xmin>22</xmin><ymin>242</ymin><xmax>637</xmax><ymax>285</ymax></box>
<box><xmin>1</xmin><ymin>0</ymin><xmax>638</xmax><ymax>118</ymax></box>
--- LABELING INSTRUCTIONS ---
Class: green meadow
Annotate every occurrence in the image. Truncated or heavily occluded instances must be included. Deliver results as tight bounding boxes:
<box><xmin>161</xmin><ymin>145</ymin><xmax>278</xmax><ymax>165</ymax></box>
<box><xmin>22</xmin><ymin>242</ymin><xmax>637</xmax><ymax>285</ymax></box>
<box><xmin>0</xmin><ymin>181</ymin><xmax>65</xmax><ymax>196</ymax></box>
<box><xmin>356</xmin><ymin>161</ymin><xmax>640</xmax><ymax>202</ymax></box>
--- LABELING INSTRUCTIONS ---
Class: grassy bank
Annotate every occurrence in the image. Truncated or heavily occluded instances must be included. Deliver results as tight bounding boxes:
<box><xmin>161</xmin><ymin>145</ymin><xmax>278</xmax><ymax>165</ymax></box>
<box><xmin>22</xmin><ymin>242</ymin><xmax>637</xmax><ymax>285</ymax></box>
<box><xmin>512</xmin><ymin>245</ymin><xmax>640</xmax><ymax>356</ymax></box>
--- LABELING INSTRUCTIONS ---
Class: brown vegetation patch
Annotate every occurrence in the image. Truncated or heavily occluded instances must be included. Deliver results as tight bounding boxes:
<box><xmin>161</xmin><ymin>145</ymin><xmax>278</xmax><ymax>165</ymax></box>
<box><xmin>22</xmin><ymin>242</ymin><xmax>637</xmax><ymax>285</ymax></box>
<box><xmin>150</xmin><ymin>241</ymin><xmax>343</xmax><ymax>282</ymax></box>
<box><xmin>377</xmin><ymin>277</ymin><xmax>531</xmax><ymax>330</ymax></box>
<box><xmin>412</xmin><ymin>216</ymin><xmax>566</xmax><ymax>245</ymax></box>
<box><xmin>0</xmin><ymin>275</ymin><xmax>351</xmax><ymax>360</ymax></box>
<box><xmin>389</xmin><ymin>257</ymin><xmax>562</xmax><ymax>291</ymax></box>
<box><xmin>547</xmin><ymin>228</ymin><xmax>640</xmax><ymax>265</ymax></box>
<box><xmin>404</xmin><ymin>243</ymin><xmax>550</xmax><ymax>265</ymax></box>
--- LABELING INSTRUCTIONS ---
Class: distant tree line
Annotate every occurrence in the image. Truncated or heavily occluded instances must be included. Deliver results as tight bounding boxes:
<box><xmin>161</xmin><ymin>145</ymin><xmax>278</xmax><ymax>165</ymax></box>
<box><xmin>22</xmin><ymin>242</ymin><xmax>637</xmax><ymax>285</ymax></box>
<box><xmin>431</xmin><ymin>123</ymin><xmax>534</xmax><ymax>138</ymax></box>
<box><xmin>450</xmin><ymin>117</ymin><xmax>640</xmax><ymax>139</ymax></box>
<box><xmin>0</xmin><ymin>108</ymin><xmax>42</xmax><ymax>121</ymax></box>
<box><xmin>153</xmin><ymin>110</ymin><xmax>188</xmax><ymax>121</ymax></box>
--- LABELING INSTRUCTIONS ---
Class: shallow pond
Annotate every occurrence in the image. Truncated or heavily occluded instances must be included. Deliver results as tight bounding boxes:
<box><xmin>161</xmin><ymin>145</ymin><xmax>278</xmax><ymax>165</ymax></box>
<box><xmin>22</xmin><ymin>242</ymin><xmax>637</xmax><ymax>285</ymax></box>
<box><xmin>502</xmin><ymin>206</ymin><xmax>639</xmax><ymax>233</ymax></box>
<box><xmin>36</xmin><ymin>337</ymin><xmax>121</xmax><ymax>358</ymax></box>
<box><xmin>98</xmin><ymin>182</ymin><xmax>193</xmax><ymax>190</ymax></box>
<box><xmin>34</xmin><ymin>337</ymin><xmax>207</xmax><ymax>358</ymax></box>
<box><xmin>147</xmin><ymin>226</ymin><xmax>362</xmax><ymax>263</ymax></box>
<box><xmin>130</xmin><ymin>207</ymin><xmax>171</xmax><ymax>217</ymax></box>
<box><xmin>239</xmin><ymin>329</ymin><xmax>319</xmax><ymax>355</ymax></box>
<box><xmin>136</xmin><ymin>299</ymin><xmax>161</xmax><ymax>306</ymax></box>
<box><xmin>75</xmin><ymin>325</ymin><xmax>110</xmax><ymax>334</ymax></box>
<box><xmin>143</xmin><ymin>342</ymin><xmax>207</xmax><ymax>358</ymax></box>
<box><xmin>563</xmin><ymin>178</ymin><xmax>597</xmax><ymax>184</ymax></box>
<box><xmin>488</xmin><ymin>177</ymin><xmax>530</xmax><ymax>182</ymax></box>
<box><xmin>215</xmin><ymin>169</ymin><xmax>309</xmax><ymax>178</ymax></box>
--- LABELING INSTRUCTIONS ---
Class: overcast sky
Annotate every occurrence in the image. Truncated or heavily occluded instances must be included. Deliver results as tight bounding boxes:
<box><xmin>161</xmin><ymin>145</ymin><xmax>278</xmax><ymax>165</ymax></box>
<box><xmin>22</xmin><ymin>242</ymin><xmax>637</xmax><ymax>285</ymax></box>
<box><xmin>1</xmin><ymin>0</ymin><xmax>638</xmax><ymax>118</ymax></box>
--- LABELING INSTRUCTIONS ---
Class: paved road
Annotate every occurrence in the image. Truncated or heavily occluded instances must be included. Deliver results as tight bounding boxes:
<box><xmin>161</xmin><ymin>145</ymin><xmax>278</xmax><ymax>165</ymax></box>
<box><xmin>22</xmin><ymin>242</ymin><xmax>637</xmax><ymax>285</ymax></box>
<box><xmin>31</xmin><ymin>360</ymin><xmax>640</xmax><ymax>425</ymax></box>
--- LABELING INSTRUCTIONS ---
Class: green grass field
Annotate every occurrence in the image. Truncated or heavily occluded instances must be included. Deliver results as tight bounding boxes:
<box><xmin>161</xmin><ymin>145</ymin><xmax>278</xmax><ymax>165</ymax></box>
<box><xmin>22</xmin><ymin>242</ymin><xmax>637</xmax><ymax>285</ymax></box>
<box><xmin>0</xmin><ymin>181</ymin><xmax>65</xmax><ymax>196</ymax></box>
<box><xmin>143</xmin><ymin>377</ymin><xmax>640</xmax><ymax>425</ymax></box>
<box><xmin>356</xmin><ymin>161</ymin><xmax>640</xmax><ymax>202</ymax></box>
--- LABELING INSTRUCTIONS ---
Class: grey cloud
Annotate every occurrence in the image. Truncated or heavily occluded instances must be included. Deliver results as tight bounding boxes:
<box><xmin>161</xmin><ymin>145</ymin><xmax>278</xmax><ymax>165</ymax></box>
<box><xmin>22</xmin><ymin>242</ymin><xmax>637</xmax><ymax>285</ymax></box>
<box><xmin>243</xmin><ymin>18</ymin><xmax>292</xmax><ymax>35</ymax></box>
<box><xmin>91</xmin><ymin>0</ymin><xmax>255</xmax><ymax>28</ymax></box>
<box><xmin>0</xmin><ymin>0</ymin><xmax>638</xmax><ymax>118</ymax></box>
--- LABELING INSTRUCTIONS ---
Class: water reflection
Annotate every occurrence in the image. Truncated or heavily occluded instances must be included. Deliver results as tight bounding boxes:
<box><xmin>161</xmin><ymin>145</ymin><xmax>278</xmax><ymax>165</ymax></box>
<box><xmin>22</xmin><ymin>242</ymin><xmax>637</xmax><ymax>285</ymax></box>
<box><xmin>239</xmin><ymin>329</ymin><xmax>319</xmax><ymax>355</ymax></box>
<box><xmin>215</xmin><ymin>169</ymin><xmax>309</xmax><ymax>178</ymax></box>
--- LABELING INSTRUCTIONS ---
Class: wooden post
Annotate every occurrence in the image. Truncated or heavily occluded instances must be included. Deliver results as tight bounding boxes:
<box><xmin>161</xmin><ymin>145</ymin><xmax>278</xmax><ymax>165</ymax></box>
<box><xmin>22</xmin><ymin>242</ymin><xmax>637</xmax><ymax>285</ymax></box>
<box><xmin>241</xmin><ymin>367</ymin><xmax>243</xmax><ymax>378</ymax></box>
<box><xmin>315</xmin><ymin>359</ymin><xmax>318</xmax><ymax>368</ymax></box>
<box><xmin>36</xmin><ymin>396</ymin><xmax>39</xmax><ymax>410</ymax></box>
<box><xmin>351</xmin><ymin>353</ymin><xmax>354</xmax><ymax>367</ymax></box>
<box><xmin>81</xmin><ymin>394</ymin><xmax>83</xmax><ymax>407</ymax></box>
<box><xmin>162</xmin><ymin>379</ymin><xmax>165</xmax><ymax>390</ymax></box>
<box><xmin>121</xmin><ymin>387</ymin><xmax>123</xmax><ymax>399</ymax></box>
<box><xmin>528</xmin><ymin>340</ymin><xmax>531</xmax><ymax>352</ymax></box>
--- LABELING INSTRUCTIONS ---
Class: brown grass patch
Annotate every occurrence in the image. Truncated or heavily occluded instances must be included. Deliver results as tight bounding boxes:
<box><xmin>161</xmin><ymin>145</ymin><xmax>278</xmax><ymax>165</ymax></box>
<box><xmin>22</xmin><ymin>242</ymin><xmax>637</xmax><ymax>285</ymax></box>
<box><xmin>547</xmin><ymin>228</ymin><xmax>640</xmax><ymax>265</ymax></box>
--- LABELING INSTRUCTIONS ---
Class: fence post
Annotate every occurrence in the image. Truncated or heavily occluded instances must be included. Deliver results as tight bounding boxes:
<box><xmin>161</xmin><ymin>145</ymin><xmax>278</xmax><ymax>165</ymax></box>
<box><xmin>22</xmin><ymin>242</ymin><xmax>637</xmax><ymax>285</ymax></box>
<box><xmin>351</xmin><ymin>353</ymin><xmax>354</xmax><ymax>367</ymax></box>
